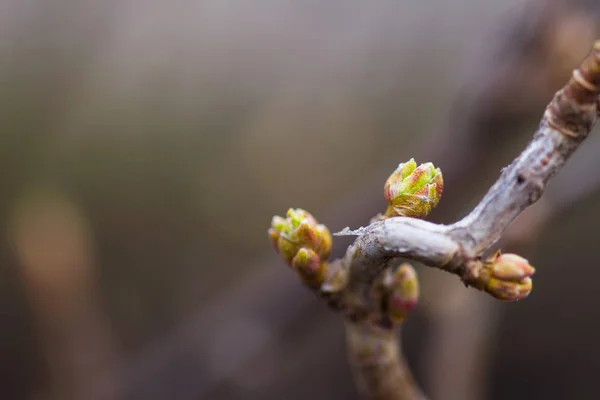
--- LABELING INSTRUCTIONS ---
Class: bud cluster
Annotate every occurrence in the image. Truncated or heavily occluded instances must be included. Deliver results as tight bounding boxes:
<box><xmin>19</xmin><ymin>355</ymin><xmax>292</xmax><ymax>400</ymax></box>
<box><xmin>464</xmin><ymin>252</ymin><xmax>535</xmax><ymax>301</ymax></box>
<box><xmin>268</xmin><ymin>208</ymin><xmax>332</xmax><ymax>286</ymax></box>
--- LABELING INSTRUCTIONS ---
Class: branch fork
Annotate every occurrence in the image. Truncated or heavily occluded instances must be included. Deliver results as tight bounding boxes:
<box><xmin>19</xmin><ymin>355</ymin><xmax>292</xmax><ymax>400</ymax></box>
<box><xmin>268</xmin><ymin>40</ymin><xmax>600</xmax><ymax>399</ymax></box>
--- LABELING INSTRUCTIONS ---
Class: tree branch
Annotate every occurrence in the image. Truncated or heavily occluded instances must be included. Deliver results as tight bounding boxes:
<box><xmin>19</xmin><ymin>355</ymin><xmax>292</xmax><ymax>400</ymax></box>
<box><xmin>121</xmin><ymin>19</ymin><xmax>600</xmax><ymax>400</ymax></box>
<box><xmin>289</xmin><ymin>40</ymin><xmax>600</xmax><ymax>400</ymax></box>
<box><xmin>338</xmin><ymin>41</ymin><xmax>600</xmax><ymax>293</ymax></box>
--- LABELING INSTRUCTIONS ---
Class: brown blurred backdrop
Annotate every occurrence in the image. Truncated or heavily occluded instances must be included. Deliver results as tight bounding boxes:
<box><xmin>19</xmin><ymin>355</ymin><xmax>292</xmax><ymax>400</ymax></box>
<box><xmin>1</xmin><ymin>0</ymin><xmax>600</xmax><ymax>399</ymax></box>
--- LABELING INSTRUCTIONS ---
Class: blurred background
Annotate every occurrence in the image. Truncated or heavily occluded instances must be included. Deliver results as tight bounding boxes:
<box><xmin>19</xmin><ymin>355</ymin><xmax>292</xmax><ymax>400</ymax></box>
<box><xmin>1</xmin><ymin>0</ymin><xmax>600</xmax><ymax>399</ymax></box>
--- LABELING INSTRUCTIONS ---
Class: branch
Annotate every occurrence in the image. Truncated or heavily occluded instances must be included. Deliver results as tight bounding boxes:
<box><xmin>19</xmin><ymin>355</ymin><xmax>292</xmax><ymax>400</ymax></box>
<box><xmin>338</xmin><ymin>40</ymin><xmax>600</xmax><ymax>292</ymax></box>
<box><xmin>270</xmin><ymin>40</ymin><xmax>600</xmax><ymax>399</ymax></box>
<box><xmin>346</xmin><ymin>322</ymin><xmax>426</xmax><ymax>400</ymax></box>
<box><xmin>122</xmin><ymin>5</ymin><xmax>600</xmax><ymax>399</ymax></box>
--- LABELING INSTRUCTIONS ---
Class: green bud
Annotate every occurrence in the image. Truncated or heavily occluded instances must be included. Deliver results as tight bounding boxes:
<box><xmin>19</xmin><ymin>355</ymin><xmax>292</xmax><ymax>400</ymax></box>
<box><xmin>383</xmin><ymin>158</ymin><xmax>443</xmax><ymax>219</ymax></box>
<box><xmin>295</xmin><ymin>220</ymin><xmax>319</xmax><ymax>249</ymax></box>
<box><xmin>268</xmin><ymin>208</ymin><xmax>332</xmax><ymax>283</ymax></box>
<box><xmin>314</xmin><ymin>224</ymin><xmax>332</xmax><ymax>260</ymax></box>
<box><xmin>398</xmin><ymin>158</ymin><xmax>417</xmax><ymax>179</ymax></box>
<box><xmin>276</xmin><ymin>233</ymin><xmax>301</xmax><ymax>264</ymax></box>
<box><xmin>287</xmin><ymin>208</ymin><xmax>316</xmax><ymax>228</ymax></box>
<box><xmin>292</xmin><ymin>248</ymin><xmax>326</xmax><ymax>286</ymax></box>
<box><xmin>271</xmin><ymin>215</ymin><xmax>286</xmax><ymax>231</ymax></box>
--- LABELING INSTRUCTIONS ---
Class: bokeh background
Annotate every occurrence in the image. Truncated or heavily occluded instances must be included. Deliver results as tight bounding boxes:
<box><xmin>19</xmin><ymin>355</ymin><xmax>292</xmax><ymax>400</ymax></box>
<box><xmin>2</xmin><ymin>0</ymin><xmax>600</xmax><ymax>399</ymax></box>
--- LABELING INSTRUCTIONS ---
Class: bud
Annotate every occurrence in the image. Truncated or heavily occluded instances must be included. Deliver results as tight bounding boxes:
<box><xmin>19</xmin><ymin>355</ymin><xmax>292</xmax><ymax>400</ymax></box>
<box><xmin>487</xmin><ymin>276</ymin><xmax>533</xmax><ymax>301</ymax></box>
<box><xmin>465</xmin><ymin>252</ymin><xmax>535</xmax><ymax>301</ymax></box>
<box><xmin>314</xmin><ymin>224</ymin><xmax>332</xmax><ymax>260</ymax></box>
<box><xmin>490</xmin><ymin>253</ymin><xmax>536</xmax><ymax>281</ymax></box>
<box><xmin>268</xmin><ymin>208</ymin><xmax>332</xmax><ymax>285</ymax></box>
<box><xmin>371</xmin><ymin>263</ymin><xmax>419</xmax><ymax>324</ymax></box>
<box><xmin>383</xmin><ymin>263</ymin><xmax>420</xmax><ymax>324</ymax></box>
<box><xmin>268</xmin><ymin>216</ymin><xmax>285</xmax><ymax>250</ymax></box>
<box><xmin>383</xmin><ymin>158</ymin><xmax>443</xmax><ymax>219</ymax></box>
<box><xmin>292</xmin><ymin>248</ymin><xmax>326</xmax><ymax>286</ymax></box>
